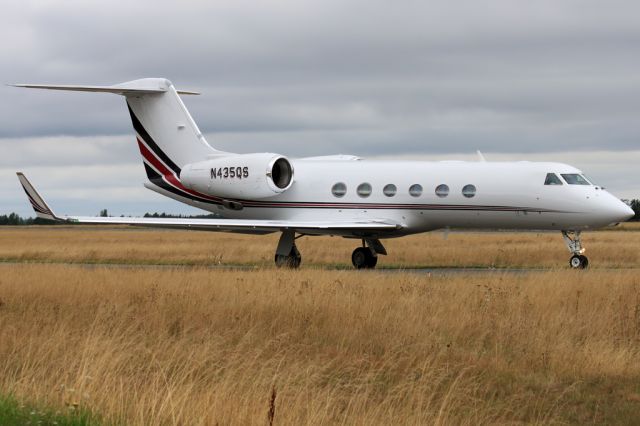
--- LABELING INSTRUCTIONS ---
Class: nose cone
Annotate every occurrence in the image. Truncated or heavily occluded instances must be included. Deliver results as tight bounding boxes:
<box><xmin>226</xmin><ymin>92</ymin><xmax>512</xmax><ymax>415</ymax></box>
<box><xmin>623</xmin><ymin>204</ymin><xmax>635</xmax><ymax>221</ymax></box>
<box><xmin>611</xmin><ymin>201</ymin><xmax>635</xmax><ymax>223</ymax></box>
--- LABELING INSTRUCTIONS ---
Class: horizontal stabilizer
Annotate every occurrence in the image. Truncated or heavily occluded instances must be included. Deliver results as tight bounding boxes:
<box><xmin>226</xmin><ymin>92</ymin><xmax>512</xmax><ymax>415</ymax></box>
<box><xmin>9</xmin><ymin>79</ymin><xmax>199</xmax><ymax>95</ymax></box>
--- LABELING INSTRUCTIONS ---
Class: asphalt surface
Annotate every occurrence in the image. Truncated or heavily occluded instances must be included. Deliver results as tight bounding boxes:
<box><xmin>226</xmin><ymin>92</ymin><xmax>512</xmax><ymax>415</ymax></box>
<box><xmin>1</xmin><ymin>260</ymin><xmax>634</xmax><ymax>275</ymax></box>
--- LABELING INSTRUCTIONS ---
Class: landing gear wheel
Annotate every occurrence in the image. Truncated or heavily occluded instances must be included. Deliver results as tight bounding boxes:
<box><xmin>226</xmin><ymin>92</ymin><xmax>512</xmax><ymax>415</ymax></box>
<box><xmin>352</xmin><ymin>247</ymin><xmax>377</xmax><ymax>269</ymax></box>
<box><xmin>569</xmin><ymin>254</ymin><xmax>588</xmax><ymax>269</ymax></box>
<box><xmin>562</xmin><ymin>231</ymin><xmax>589</xmax><ymax>269</ymax></box>
<box><xmin>275</xmin><ymin>245</ymin><xmax>301</xmax><ymax>269</ymax></box>
<box><xmin>579</xmin><ymin>255</ymin><xmax>588</xmax><ymax>269</ymax></box>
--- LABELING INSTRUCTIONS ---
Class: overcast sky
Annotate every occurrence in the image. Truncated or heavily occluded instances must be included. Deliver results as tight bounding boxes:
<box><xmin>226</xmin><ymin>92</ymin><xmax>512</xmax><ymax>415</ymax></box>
<box><xmin>1</xmin><ymin>0</ymin><xmax>638</xmax><ymax>216</ymax></box>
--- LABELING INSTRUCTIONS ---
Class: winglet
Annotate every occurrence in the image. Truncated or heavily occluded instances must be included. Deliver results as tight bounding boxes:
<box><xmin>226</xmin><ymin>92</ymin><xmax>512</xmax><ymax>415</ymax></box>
<box><xmin>16</xmin><ymin>172</ymin><xmax>61</xmax><ymax>221</ymax></box>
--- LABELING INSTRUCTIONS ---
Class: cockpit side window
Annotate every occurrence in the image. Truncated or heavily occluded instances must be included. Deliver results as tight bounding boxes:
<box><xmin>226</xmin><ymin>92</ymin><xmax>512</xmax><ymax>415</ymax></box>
<box><xmin>561</xmin><ymin>174</ymin><xmax>591</xmax><ymax>185</ymax></box>
<box><xmin>544</xmin><ymin>173</ymin><xmax>563</xmax><ymax>185</ymax></box>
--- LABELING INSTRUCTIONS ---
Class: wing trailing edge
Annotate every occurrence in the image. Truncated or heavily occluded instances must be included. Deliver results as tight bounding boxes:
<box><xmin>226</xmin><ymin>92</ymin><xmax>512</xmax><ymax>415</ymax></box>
<box><xmin>16</xmin><ymin>173</ymin><xmax>402</xmax><ymax>235</ymax></box>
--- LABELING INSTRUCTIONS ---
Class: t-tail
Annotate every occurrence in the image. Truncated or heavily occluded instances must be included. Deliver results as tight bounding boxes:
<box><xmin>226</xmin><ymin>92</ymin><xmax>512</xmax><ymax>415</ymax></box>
<box><xmin>11</xmin><ymin>78</ymin><xmax>225</xmax><ymax>184</ymax></box>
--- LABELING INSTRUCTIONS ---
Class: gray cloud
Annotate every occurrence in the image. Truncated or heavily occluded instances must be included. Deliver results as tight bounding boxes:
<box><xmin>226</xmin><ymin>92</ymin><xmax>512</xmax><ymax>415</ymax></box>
<box><xmin>0</xmin><ymin>0</ymin><xmax>638</xmax><ymax>215</ymax></box>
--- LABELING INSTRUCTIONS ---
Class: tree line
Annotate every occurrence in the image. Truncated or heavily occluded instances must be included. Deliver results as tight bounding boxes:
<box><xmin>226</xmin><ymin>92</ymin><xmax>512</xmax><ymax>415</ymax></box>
<box><xmin>0</xmin><ymin>210</ymin><xmax>220</xmax><ymax>225</ymax></box>
<box><xmin>628</xmin><ymin>199</ymin><xmax>640</xmax><ymax>220</ymax></box>
<box><xmin>0</xmin><ymin>213</ymin><xmax>57</xmax><ymax>225</ymax></box>
<box><xmin>2</xmin><ymin>201</ymin><xmax>639</xmax><ymax>225</ymax></box>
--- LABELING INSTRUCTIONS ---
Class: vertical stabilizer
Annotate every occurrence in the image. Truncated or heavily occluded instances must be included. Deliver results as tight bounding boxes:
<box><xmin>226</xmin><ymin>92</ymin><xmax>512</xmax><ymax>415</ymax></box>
<box><xmin>124</xmin><ymin>78</ymin><xmax>223</xmax><ymax>176</ymax></box>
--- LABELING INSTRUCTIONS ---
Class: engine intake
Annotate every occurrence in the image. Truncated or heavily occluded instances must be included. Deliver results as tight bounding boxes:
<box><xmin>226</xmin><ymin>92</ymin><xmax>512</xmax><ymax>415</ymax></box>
<box><xmin>270</xmin><ymin>157</ymin><xmax>293</xmax><ymax>189</ymax></box>
<box><xmin>180</xmin><ymin>153</ymin><xmax>294</xmax><ymax>200</ymax></box>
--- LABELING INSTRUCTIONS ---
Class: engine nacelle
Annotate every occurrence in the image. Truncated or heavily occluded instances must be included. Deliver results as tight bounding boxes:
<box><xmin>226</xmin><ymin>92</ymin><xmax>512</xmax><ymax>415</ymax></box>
<box><xmin>180</xmin><ymin>153</ymin><xmax>294</xmax><ymax>200</ymax></box>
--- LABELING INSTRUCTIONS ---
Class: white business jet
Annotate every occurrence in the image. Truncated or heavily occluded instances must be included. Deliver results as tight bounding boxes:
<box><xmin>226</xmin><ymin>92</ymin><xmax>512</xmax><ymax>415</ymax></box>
<box><xmin>13</xmin><ymin>78</ymin><xmax>634</xmax><ymax>269</ymax></box>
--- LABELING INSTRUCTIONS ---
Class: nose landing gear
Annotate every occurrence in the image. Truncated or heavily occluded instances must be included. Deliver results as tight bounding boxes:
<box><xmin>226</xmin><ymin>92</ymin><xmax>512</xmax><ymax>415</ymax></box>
<box><xmin>562</xmin><ymin>230</ymin><xmax>588</xmax><ymax>269</ymax></box>
<box><xmin>569</xmin><ymin>254</ymin><xmax>589</xmax><ymax>269</ymax></box>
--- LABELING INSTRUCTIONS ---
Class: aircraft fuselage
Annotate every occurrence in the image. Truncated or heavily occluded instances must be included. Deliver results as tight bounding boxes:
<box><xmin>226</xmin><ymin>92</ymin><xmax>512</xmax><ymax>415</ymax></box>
<box><xmin>149</xmin><ymin>159</ymin><xmax>631</xmax><ymax>235</ymax></box>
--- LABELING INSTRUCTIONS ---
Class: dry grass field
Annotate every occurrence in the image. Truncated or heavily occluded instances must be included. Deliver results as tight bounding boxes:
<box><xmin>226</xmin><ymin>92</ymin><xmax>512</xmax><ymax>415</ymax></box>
<box><xmin>0</xmin><ymin>222</ymin><xmax>638</xmax><ymax>269</ymax></box>
<box><xmin>0</xmin><ymin>225</ymin><xmax>639</xmax><ymax>424</ymax></box>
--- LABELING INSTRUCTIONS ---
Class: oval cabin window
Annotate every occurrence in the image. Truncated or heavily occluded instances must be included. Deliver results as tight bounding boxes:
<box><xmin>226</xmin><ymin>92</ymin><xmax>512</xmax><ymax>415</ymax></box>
<box><xmin>462</xmin><ymin>184</ymin><xmax>476</xmax><ymax>198</ymax></box>
<box><xmin>409</xmin><ymin>184</ymin><xmax>423</xmax><ymax>197</ymax></box>
<box><xmin>357</xmin><ymin>183</ymin><xmax>372</xmax><ymax>198</ymax></box>
<box><xmin>332</xmin><ymin>182</ymin><xmax>347</xmax><ymax>198</ymax></box>
<box><xmin>435</xmin><ymin>184</ymin><xmax>449</xmax><ymax>198</ymax></box>
<box><xmin>383</xmin><ymin>184</ymin><xmax>397</xmax><ymax>197</ymax></box>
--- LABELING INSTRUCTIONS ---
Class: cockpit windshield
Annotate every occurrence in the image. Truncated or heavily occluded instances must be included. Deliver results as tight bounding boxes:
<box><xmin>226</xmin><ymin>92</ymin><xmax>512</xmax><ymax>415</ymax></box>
<box><xmin>544</xmin><ymin>173</ymin><xmax>563</xmax><ymax>185</ymax></box>
<box><xmin>561</xmin><ymin>174</ymin><xmax>591</xmax><ymax>185</ymax></box>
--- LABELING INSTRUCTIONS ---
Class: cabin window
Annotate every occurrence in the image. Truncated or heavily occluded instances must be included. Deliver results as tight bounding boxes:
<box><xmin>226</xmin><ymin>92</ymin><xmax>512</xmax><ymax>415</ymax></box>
<box><xmin>462</xmin><ymin>184</ymin><xmax>476</xmax><ymax>198</ymax></box>
<box><xmin>544</xmin><ymin>173</ymin><xmax>563</xmax><ymax>185</ymax></box>
<box><xmin>561</xmin><ymin>174</ymin><xmax>590</xmax><ymax>185</ymax></box>
<box><xmin>332</xmin><ymin>182</ymin><xmax>347</xmax><ymax>197</ymax></box>
<box><xmin>409</xmin><ymin>184</ymin><xmax>422</xmax><ymax>197</ymax></box>
<box><xmin>357</xmin><ymin>182</ymin><xmax>372</xmax><ymax>197</ymax></box>
<box><xmin>383</xmin><ymin>184</ymin><xmax>397</xmax><ymax>197</ymax></box>
<box><xmin>435</xmin><ymin>184</ymin><xmax>449</xmax><ymax>198</ymax></box>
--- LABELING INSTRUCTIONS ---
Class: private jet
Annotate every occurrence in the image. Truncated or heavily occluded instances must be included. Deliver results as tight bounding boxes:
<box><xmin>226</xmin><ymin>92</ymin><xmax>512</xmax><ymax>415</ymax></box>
<box><xmin>13</xmin><ymin>78</ymin><xmax>635</xmax><ymax>269</ymax></box>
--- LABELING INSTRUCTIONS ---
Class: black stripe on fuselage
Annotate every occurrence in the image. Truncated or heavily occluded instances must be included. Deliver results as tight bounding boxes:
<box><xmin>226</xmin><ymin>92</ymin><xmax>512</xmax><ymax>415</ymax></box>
<box><xmin>146</xmin><ymin>170</ymin><xmax>568</xmax><ymax>213</ymax></box>
<box><xmin>143</xmin><ymin>163</ymin><xmax>221</xmax><ymax>206</ymax></box>
<box><xmin>144</xmin><ymin>170</ymin><xmax>566</xmax><ymax>213</ymax></box>
<box><xmin>236</xmin><ymin>201</ymin><xmax>563</xmax><ymax>212</ymax></box>
<box><xmin>127</xmin><ymin>102</ymin><xmax>182</xmax><ymax>176</ymax></box>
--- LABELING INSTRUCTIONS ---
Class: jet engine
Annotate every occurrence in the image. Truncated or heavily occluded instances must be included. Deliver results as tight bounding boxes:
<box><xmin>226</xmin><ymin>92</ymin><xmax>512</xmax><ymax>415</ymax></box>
<box><xmin>180</xmin><ymin>153</ymin><xmax>294</xmax><ymax>200</ymax></box>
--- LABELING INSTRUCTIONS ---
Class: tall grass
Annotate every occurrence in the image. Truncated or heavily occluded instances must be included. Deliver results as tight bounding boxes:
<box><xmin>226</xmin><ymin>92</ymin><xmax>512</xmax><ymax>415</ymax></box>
<box><xmin>1</xmin><ymin>264</ymin><xmax>639</xmax><ymax>424</ymax></box>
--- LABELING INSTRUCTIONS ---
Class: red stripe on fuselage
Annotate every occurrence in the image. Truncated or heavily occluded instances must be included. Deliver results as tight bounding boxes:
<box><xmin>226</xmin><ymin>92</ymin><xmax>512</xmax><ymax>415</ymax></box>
<box><xmin>137</xmin><ymin>138</ymin><xmax>223</xmax><ymax>203</ymax></box>
<box><xmin>136</xmin><ymin>138</ymin><xmax>563</xmax><ymax>213</ymax></box>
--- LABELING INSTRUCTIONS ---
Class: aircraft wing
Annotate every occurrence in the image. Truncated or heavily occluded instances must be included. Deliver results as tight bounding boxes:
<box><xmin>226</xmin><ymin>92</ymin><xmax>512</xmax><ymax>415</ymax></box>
<box><xmin>17</xmin><ymin>173</ymin><xmax>402</xmax><ymax>235</ymax></box>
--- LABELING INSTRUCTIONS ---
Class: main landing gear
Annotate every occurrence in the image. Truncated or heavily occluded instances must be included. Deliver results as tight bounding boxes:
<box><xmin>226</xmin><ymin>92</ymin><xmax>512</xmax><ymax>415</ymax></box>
<box><xmin>274</xmin><ymin>230</ymin><xmax>302</xmax><ymax>268</ymax></box>
<box><xmin>273</xmin><ymin>231</ymin><xmax>387</xmax><ymax>270</ymax></box>
<box><xmin>562</xmin><ymin>230</ymin><xmax>588</xmax><ymax>269</ymax></box>
<box><xmin>351</xmin><ymin>238</ymin><xmax>387</xmax><ymax>269</ymax></box>
<box><xmin>351</xmin><ymin>246</ymin><xmax>377</xmax><ymax>269</ymax></box>
<box><xmin>274</xmin><ymin>245</ymin><xmax>301</xmax><ymax>268</ymax></box>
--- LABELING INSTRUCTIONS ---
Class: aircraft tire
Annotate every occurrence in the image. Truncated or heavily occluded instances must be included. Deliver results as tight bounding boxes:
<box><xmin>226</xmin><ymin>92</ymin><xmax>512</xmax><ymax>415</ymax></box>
<box><xmin>352</xmin><ymin>247</ymin><xmax>376</xmax><ymax>269</ymax></box>
<box><xmin>275</xmin><ymin>245</ymin><xmax>301</xmax><ymax>269</ymax></box>
<box><xmin>569</xmin><ymin>254</ymin><xmax>588</xmax><ymax>269</ymax></box>
<box><xmin>579</xmin><ymin>255</ymin><xmax>589</xmax><ymax>269</ymax></box>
